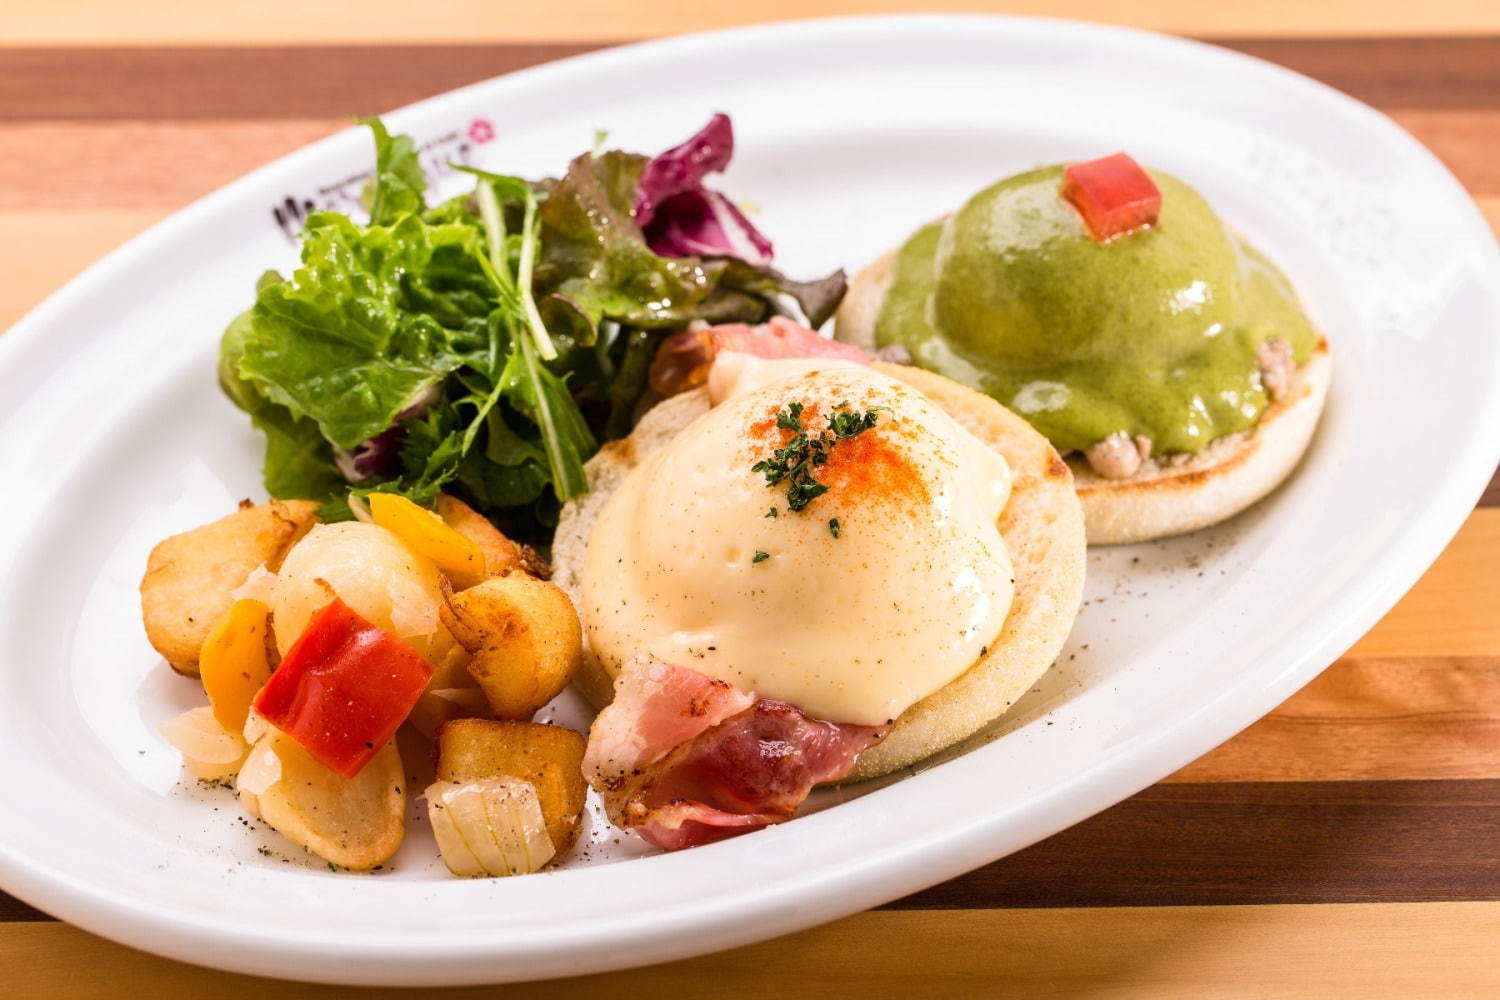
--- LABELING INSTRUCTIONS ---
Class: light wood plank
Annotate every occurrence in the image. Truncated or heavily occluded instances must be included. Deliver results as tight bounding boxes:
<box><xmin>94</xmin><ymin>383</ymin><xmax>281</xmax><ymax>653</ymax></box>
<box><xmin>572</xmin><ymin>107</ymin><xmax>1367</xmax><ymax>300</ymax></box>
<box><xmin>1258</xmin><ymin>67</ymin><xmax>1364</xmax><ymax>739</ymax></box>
<box><xmin>2</xmin><ymin>112</ymin><xmax>1495</xmax><ymax>215</ymax></box>
<box><xmin>4</xmin><ymin>198</ymin><xmax>1496</xmax><ymax>334</ymax></box>
<box><xmin>1162</xmin><ymin>511</ymin><xmax>1500</xmax><ymax>783</ymax></box>
<box><xmin>1169</xmin><ymin>656</ymin><xmax>1500</xmax><ymax>782</ymax></box>
<box><xmin>0</xmin><ymin>120</ymin><xmax>343</xmax><ymax>213</ymax></box>
<box><xmin>1351</xmin><ymin>509</ymin><xmax>1500</xmax><ymax>659</ymax></box>
<box><xmin>5</xmin><ymin>0</ymin><xmax>1500</xmax><ymax>45</ymax></box>
<box><xmin>5</xmin><ymin>903</ymin><xmax>1497</xmax><ymax>997</ymax></box>
<box><xmin>0</xmin><ymin>211</ymin><xmax>162</xmax><ymax>331</ymax></box>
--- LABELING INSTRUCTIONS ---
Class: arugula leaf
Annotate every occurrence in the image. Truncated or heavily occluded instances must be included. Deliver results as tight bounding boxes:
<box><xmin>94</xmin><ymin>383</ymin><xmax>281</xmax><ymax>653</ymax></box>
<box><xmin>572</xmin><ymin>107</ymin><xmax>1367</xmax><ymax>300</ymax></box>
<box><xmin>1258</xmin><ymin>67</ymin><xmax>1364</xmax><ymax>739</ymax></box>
<box><xmin>500</xmin><ymin>336</ymin><xmax>594</xmax><ymax>501</ymax></box>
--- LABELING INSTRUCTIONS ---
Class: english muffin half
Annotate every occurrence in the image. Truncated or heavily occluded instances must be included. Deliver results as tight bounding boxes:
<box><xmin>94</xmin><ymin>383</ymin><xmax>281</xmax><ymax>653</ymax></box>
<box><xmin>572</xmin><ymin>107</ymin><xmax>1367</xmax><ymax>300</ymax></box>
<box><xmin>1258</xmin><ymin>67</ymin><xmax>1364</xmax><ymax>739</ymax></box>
<box><xmin>552</xmin><ymin>361</ymin><xmax>1086</xmax><ymax>780</ymax></box>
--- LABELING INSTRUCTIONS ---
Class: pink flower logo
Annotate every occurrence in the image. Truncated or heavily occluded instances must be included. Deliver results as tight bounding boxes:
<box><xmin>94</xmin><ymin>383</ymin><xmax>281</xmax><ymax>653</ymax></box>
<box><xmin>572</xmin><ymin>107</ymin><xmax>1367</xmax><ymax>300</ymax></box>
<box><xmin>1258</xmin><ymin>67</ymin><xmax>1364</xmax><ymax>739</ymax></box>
<box><xmin>468</xmin><ymin>118</ymin><xmax>495</xmax><ymax>144</ymax></box>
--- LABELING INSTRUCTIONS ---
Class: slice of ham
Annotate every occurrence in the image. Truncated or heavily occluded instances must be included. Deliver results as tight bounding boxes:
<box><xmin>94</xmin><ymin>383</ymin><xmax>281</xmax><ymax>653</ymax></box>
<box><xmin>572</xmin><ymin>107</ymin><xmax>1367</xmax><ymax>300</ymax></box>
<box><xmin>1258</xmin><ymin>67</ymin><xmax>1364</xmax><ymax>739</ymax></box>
<box><xmin>585</xmin><ymin>657</ymin><xmax>886</xmax><ymax>850</ymax></box>
<box><xmin>582</xmin><ymin>653</ymin><xmax>755</xmax><ymax>793</ymax></box>
<box><xmin>648</xmin><ymin>316</ymin><xmax>871</xmax><ymax>398</ymax></box>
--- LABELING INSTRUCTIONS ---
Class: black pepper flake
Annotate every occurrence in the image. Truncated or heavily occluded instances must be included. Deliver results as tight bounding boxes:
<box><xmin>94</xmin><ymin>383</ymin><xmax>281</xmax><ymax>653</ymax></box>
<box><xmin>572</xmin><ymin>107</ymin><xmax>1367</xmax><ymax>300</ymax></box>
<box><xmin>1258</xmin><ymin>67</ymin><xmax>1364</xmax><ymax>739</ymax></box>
<box><xmin>752</xmin><ymin>550</ymin><xmax>770</xmax><ymax>563</ymax></box>
<box><xmin>828</xmin><ymin>518</ymin><xmax>841</xmax><ymax>538</ymax></box>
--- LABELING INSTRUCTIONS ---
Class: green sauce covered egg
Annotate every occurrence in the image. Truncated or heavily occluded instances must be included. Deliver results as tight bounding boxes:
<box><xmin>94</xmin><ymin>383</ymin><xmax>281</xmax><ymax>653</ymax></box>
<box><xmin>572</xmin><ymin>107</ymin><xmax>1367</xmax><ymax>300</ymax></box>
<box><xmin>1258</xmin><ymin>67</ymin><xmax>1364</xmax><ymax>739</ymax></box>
<box><xmin>873</xmin><ymin>163</ymin><xmax>1317</xmax><ymax>465</ymax></box>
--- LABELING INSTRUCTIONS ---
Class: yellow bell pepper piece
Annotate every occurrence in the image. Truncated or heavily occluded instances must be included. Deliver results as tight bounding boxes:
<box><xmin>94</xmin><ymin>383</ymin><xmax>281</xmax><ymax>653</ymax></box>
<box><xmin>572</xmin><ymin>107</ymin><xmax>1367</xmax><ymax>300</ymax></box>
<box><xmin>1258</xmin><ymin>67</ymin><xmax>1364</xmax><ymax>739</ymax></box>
<box><xmin>199</xmin><ymin>598</ymin><xmax>272</xmax><ymax>733</ymax></box>
<box><xmin>369</xmin><ymin>492</ymin><xmax>485</xmax><ymax>588</ymax></box>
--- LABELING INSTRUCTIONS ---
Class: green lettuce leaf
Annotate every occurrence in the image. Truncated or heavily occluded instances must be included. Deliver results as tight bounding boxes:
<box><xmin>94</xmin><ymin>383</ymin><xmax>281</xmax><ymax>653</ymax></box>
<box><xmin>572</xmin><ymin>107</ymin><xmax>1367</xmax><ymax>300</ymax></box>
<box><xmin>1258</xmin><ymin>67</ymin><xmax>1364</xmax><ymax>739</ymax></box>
<box><xmin>237</xmin><ymin>211</ymin><xmax>478</xmax><ymax>450</ymax></box>
<box><xmin>361</xmin><ymin>117</ymin><xmax>427</xmax><ymax>226</ymax></box>
<box><xmin>217</xmin><ymin>118</ymin><xmax>846</xmax><ymax>539</ymax></box>
<box><xmin>251</xmin><ymin>405</ymin><xmax>347</xmax><ymax>500</ymax></box>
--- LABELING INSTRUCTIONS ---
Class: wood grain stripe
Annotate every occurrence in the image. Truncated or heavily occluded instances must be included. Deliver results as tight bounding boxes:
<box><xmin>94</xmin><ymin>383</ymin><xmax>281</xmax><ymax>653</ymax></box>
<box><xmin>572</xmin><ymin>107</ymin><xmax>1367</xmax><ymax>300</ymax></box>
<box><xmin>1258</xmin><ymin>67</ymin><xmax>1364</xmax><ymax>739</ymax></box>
<box><xmin>5</xmin><ymin>778</ymin><xmax>1494</xmax><ymax>921</ymax></box>
<box><xmin>2</xmin><ymin>109</ymin><xmax>1497</xmax><ymax>214</ymax></box>
<box><xmin>1349</xmin><ymin>509</ymin><xmax>1500</xmax><ymax>660</ymax></box>
<box><xmin>2</xmin><ymin>37</ymin><xmax>1497</xmax><ymax>121</ymax></box>
<box><xmin>0</xmin><ymin>211</ymin><xmax>163</xmax><ymax>332</ymax></box>
<box><xmin>1168</xmin><ymin>657</ymin><xmax>1500</xmax><ymax>782</ymax></box>
<box><xmin>0</xmin><ymin>120</ymin><xmax>342</xmax><ymax>213</ymax></box>
<box><xmin>890</xmin><ymin>779</ymin><xmax>1500</xmax><ymax>909</ymax></box>
<box><xmin>0</xmin><ymin>895</ymin><xmax>46</xmax><ymax>923</ymax></box>
<box><xmin>0</xmin><ymin>45</ymin><xmax>607</xmax><ymax>121</ymax></box>
<box><xmin>3</xmin><ymin>200</ymin><xmax>1498</xmax><ymax>335</ymax></box>
<box><xmin>7</xmin><ymin>0</ymin><xmax>1500</xmax><ymax>45</ymax></box>
<box><xmin>5</xmin><ymin>903</ymin><xmax>1499</xmax><ymax>998</ymax></box>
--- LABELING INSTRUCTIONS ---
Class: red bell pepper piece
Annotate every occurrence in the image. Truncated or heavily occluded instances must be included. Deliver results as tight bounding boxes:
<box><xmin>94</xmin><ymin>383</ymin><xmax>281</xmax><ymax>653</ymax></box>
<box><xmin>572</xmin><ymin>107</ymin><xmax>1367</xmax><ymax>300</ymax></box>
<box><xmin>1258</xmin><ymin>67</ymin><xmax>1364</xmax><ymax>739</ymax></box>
<box><xmin>1061</xmin><ymin>153</ymin><xmax>1162</xmax><ymax>242</ymax></box>
<box><xmin>252</xmin><ymin>598</ymin><xmax>432</xmax><ymax>778</ymax></box>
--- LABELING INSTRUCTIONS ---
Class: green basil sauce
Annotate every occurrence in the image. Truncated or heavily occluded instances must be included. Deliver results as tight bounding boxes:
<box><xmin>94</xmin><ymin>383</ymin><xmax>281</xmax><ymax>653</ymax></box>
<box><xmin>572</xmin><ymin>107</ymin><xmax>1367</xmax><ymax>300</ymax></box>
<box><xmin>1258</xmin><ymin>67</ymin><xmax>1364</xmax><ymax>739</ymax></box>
<box><xmin>873</xmin><ymin>165</ymin><xmax>1316</xmax><ymax>454</ymax></box>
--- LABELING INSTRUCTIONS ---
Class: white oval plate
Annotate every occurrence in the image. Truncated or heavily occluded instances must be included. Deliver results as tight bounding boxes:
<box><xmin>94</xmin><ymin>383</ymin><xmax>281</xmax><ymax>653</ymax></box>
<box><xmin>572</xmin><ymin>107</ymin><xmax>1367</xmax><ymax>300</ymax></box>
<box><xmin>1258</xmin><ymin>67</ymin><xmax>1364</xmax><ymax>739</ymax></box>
<box><xmin>0</xmin><ymin>14</ymin><xmax>1497</xmax><ymax>987</ymax></box>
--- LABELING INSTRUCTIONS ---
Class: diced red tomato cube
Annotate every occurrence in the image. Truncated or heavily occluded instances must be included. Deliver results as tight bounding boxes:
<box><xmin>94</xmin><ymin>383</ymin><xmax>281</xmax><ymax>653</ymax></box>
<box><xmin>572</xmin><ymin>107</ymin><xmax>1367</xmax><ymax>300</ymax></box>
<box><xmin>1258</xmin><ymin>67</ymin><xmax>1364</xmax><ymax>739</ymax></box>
<box><xmin>1061</xmin><ymin>153</ymin><xmax>1162</xmax><ymax>242</ymax></box>
<box><xmin>252</xmin><ymin>598</ymin><xmax>432</xmax><ymax>778</ymax></box>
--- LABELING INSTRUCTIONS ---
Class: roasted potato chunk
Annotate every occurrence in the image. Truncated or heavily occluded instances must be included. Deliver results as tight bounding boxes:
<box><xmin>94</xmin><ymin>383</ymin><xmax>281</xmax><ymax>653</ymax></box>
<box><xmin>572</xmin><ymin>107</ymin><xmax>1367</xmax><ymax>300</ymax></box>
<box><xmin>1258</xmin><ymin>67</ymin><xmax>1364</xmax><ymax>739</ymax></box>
<box><xmin>240</xmin><ymin>730</ymin><xmax>405</xmax><ymax>871</ymax></box>
<box><xmin>407</xmin><ymin>645</ymin><xmax>491</xmax><ymax>741</ymax></box>
<box><xmin>436</xmin><ymin>719</ymin><xmax>587</xmax><ymax>859</ymax></box>
<box><xmin>441</xmin><ymin>574</ymin><xmax>582</xmax><ymax>720</ymax></box>
<box><xmin>141</xmin><ymin>499</ymin><xmax>319</xmax><ymax>674</ymax></box>
<box><xmin>436</xmin><ymin>494</ymin><xmax>527</xmax><ymax>578</ymax></box>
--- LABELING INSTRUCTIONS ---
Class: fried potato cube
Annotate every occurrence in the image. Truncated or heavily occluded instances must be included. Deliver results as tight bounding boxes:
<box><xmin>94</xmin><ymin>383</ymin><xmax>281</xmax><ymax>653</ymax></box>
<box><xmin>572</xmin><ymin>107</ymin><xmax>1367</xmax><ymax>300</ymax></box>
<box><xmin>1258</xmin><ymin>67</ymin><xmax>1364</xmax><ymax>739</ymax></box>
<box><xmin>436</xmin><ymin>719</ymin><xmax>587</xmax><ymax>859</ymax></box>
<box><xmin>441</xmin><ymin>574</ymin><xmax>582</xmax><ymax>721</ymax></box>
<box><xmin>141</xmin><ymin>499</ymin><xmax>319</xmax><ymax>675</ymax></box>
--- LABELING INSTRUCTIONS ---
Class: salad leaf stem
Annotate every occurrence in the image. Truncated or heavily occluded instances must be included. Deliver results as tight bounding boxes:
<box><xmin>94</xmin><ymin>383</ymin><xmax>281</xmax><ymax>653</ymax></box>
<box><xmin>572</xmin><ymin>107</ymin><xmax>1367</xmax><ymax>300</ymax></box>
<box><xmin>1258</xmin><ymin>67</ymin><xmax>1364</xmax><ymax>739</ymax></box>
<box><xmin>517</xmin><ymin>335</ymin><xmax>588</xmax><ymax>500</ymax></box>
<box><xmin>472</xmin><ymin>172</ymin><xmax>558</xmax><ymax>362</ymax></box>
<box><xmin>515</xmin><ymin>193</ymin><xmax>558</xmax><ymax>362</ymax></box>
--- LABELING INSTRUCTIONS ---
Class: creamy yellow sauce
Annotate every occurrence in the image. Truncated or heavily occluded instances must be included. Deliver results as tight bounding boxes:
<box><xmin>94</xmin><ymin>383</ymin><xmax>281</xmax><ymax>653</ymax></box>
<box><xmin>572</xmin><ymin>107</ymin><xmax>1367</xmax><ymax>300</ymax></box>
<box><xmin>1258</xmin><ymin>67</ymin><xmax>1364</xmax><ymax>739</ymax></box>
<box><xmin>581</xmin><ymin>357</ymin><xmax>1016</xmax><ymax>726</ymax></box>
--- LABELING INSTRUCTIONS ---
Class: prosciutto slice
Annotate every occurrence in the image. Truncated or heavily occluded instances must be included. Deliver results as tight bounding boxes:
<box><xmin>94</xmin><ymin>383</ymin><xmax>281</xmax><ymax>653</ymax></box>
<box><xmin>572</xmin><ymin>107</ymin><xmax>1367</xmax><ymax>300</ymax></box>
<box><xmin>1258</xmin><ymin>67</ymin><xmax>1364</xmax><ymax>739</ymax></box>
<box><xmin>585</xmin><ymin>658</ymin><xmax>886</xmax><ymax>850</ymax></box>
<box><xmin>647</xmin><ymin>316</ymin><xmax>871</xmax><ymax>398</ymax></box>
<box><xmin>582</xmin><ymin>653</ymin><xmax>755</xmax><ymax>793</ymax></box>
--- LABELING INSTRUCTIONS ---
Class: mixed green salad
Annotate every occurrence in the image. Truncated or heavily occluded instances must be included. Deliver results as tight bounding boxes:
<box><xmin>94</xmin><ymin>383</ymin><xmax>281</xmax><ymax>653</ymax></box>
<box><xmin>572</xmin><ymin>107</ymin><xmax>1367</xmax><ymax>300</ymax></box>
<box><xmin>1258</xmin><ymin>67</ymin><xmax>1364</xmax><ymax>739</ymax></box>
<box><xmin>218</xmin><ymin>114</ymin><xmax>845</xmax><ymax>537</ymax></box>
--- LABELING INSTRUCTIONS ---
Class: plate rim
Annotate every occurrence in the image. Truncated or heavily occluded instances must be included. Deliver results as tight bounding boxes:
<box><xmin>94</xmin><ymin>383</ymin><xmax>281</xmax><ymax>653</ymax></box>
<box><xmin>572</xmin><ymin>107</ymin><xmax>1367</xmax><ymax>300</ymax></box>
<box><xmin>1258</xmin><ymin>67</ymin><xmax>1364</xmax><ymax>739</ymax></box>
<box><xmin>1</xmin><ymin>12</ymin><xmax>1498</xmax><ymax>986</ymax></box>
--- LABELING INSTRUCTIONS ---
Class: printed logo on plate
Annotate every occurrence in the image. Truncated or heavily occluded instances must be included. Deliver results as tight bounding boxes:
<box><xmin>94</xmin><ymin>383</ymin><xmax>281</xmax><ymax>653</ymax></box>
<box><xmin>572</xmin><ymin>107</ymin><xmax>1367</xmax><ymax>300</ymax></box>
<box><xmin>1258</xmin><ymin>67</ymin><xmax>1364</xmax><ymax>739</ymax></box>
<box><xmin>270</xmin><ymin>119</ymin><xmax>496</xmax><ymax>241</ymax></box>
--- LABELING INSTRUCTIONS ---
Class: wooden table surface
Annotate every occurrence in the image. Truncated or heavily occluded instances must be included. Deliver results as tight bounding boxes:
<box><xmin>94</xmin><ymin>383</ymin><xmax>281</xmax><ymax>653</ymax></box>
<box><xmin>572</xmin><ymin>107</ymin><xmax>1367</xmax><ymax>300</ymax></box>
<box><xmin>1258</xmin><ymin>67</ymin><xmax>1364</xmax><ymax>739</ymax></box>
<box><xmin>3</xmin><ymin>2</ymin><xmax>1498</xmax><ymax>996</ymax></box>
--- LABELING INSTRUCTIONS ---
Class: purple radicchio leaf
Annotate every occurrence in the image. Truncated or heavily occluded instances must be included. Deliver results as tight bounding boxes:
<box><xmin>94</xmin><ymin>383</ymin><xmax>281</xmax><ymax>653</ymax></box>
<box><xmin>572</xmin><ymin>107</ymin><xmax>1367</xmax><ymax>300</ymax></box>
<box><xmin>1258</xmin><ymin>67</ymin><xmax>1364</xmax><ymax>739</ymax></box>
<box><xmin>644</xmin><ymin>190</ymin><xmax>774</xmax><ymax>266</ymax></box>
<box><xmin>333</xmin><ymin>381</ymin><xmax>442</xmax><ymax>483</ymax></box>
<box><xmin>635</xmin><ymin>113</ymin><xmax>774</xmax><ymax>266</ymax></box>
<box><xmin>334</xmin><ymin>425</ymin><xmax>405</xmax><ymax>482</ymax></box>
<box><xmin>635</xmin><ymin>112</ymin><xmax>734</xmax><ymax>228</ymax></box>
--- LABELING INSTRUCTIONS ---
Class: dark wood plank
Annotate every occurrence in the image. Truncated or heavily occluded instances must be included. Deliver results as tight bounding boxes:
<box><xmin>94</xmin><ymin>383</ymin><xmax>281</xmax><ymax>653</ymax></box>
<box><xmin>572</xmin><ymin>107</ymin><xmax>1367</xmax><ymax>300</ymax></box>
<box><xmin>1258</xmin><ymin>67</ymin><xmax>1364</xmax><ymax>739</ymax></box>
<box><xmin>5</xmin><ymin>778</ymin><xmax>1495</xmax><ymax>921</ymax></box>
<box><xmin>0</xmin><ymin>44</ymin><xmax>609</xmax><ymax>121</ymax></box>
<box><xmin>0</xmin><ymin>895</ymin><xmax>47</xmax><ymax>922</ymax></box>
<box><xmin>1483</xmin><ymin>463</ymin><xmax>1500</xmax><ymax>507</ymax></box>
<box><xmin>889</xmin><ymin>779</ymin><xmax>1500</xmax><ymax>909</ymax></box>
<box><xmin>1216</xmin><ymin>37</ymin><xmax>1500</xmax><ymax>110</ymax></box>
<box><xmin>1</xmin><ymin>37</ymin><xmax>1496</xmax><ymax>122</ymax></box>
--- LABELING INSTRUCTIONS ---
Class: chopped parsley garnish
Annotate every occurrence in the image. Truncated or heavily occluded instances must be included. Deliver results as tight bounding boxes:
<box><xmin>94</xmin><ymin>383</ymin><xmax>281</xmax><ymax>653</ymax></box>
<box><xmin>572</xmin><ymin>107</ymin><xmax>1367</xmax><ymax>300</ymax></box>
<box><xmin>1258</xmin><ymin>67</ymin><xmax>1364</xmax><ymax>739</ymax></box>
<box><xmin>765</xmin><ymin>507</ymin><xmax>778</xmax><ymax>518</ymax></box>
<box><xmin>829</xmin><ymin>518</ymin><xmax>841</xmax><ymax>538</ymax></box>
<box><xmin>750</xmin><ymin>400</ymin><xmax>888</xmax><ymax>513</ymax></box>
<box><xmin>752</xmin><ymin>550</ymin><xmax>770</xmax><ymax>563</ymax></box>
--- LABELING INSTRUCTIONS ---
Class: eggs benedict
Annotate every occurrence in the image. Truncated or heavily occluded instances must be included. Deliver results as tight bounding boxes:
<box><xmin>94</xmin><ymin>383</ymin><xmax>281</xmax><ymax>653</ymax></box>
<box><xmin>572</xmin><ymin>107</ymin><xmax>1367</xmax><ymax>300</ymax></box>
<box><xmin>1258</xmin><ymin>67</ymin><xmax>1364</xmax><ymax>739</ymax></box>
<box><xmin>552</xmin><ymin>324</ymin><xmax>1085</xmax><ymax>848</ymax></box>
<box><xmin>836</xmin><ymin>153</ymin><xmax>1330</xmax><ymax>544</ymax></box>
